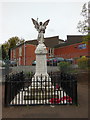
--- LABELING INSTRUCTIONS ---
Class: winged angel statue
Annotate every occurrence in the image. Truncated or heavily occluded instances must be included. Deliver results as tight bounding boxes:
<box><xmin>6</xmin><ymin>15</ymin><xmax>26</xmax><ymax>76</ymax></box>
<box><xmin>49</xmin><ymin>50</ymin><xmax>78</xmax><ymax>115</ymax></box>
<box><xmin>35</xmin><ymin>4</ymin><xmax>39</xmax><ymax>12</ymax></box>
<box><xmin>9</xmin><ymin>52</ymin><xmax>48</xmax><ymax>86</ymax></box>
<box><xmin>31</xmin><ymin>18</ymin><xmax>50</xmax><ymax>44</ymax></box>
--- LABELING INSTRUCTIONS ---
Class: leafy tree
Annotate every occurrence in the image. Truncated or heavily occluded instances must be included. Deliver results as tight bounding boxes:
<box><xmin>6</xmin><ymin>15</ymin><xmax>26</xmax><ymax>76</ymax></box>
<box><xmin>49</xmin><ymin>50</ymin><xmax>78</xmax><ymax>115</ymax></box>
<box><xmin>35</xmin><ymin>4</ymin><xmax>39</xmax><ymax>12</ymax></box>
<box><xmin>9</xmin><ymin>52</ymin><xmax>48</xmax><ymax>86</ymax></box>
<box><xmin>77</xmin><ymin>3</ymin><xmax>89</xmax><ymax>34</ymax></box>
<box><xmin>0</xmin><ymin>45</ymin><xmax>2</xmax><ymax>60</ymax></box>
<box><xmin>2</xmin><ymin>36</ymin><xmax>24</xmax><ymax>60</ymax></box>
<box><xmin>77</xmin><ymin>3</ymin><xmax>90</xmax><ymax>44</ymax></box>
<box><xmin>83</xmin><ymin>34</ymin><xmax>90</xmax><ymax>44</ymax></box>
<box><xmin>8</xmin><ymin>36</ymin><xmax>24</xmax><ymax>49</ymax></box>
<box><xmin>77</xmin><ymin>56</ymin><xmax>90</xmax><ymax>69</ymax></box>
<box><xmin>2</xmin><ymin>45</ymin><xmax>8</xmax><ymax>60</ymax></box>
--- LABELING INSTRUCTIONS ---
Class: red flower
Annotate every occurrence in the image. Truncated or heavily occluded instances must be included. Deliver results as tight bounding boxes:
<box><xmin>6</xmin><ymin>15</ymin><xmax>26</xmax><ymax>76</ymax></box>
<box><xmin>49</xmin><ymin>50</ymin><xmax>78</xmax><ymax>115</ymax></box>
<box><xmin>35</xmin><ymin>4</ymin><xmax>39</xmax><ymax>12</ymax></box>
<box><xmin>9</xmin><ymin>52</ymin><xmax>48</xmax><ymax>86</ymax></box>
<box><xmin>49</xmin><ymin>98</ymin><xmax>61</xmax><ymax>104</ymax></box>
<box><xmin>55</xmin><ymin>85</ymin><xmax>60</xmax><ymax>89</ymax></box>
<box><xmin>60</xmin><ymin>96</ymin><xmax>72</xmax><ymax>102</ymax></box>
<box><xmin>49</xmin><ymin>96</ymin><xmax>72</xmax><ymax>104</ymax></box>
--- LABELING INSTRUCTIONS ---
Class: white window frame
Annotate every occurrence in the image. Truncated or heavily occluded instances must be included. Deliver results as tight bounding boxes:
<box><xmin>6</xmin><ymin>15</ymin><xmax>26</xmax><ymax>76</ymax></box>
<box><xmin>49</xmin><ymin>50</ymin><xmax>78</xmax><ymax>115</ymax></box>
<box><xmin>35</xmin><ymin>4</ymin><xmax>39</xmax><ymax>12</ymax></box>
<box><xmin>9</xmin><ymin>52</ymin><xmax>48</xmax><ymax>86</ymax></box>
<box><xmin>19</xmin><ymin>47</ymin><xmax>22</xmax><ymax>56</ymax></box>
<box><xmin>48</xmin><ymin>48</ymin><xmax>54</xmax><ymax>57</ymax></box>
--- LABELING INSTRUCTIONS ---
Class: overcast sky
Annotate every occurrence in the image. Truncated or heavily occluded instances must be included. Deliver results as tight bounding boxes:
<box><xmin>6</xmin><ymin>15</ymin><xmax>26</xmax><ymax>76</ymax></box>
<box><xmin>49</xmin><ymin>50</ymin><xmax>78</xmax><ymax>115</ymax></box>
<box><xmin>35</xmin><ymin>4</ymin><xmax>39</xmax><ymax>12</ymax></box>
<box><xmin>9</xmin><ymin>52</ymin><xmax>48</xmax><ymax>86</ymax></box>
<box><xmin>0</xmin><ymin>0</ymin><xmax>89</xmax><ymax>44</ymax></box>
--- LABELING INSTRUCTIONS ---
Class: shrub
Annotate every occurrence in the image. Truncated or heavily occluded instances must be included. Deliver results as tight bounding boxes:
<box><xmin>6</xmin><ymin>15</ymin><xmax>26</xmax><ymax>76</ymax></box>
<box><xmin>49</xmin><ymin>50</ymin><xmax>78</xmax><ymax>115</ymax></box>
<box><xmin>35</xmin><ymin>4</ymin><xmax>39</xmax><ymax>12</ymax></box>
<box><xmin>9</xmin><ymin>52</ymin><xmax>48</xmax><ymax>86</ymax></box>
<box><xmin>58</xmin><ymin>61</ymin><xmax>71</xmax><ymax>73</ymax></box>
<box><xmin>25</xmin><ymin>71</ymin><xmax>33</xmax><ymax>78</ymax></box>
<box><xmin>77</xmin><ymin>56</ymin><xmax>89</xmax><ymax>69</ymax></box>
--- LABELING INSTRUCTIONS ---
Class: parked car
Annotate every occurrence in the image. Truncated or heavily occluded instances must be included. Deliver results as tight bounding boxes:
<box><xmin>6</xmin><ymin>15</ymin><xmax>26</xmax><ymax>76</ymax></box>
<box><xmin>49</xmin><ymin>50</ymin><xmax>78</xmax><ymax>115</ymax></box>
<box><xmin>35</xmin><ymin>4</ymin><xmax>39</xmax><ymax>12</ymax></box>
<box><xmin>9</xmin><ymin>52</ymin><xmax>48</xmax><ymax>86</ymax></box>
<box><xmin>32</xmin><ymin>59</ymin><xmax>52</xmax><ymax>66</ymax></box>
<box><xmin>47</xmin><ymin>59</ymin><xmax>50</xmax><ymax>66</ymax></box>
<box><xmin>56</xmin><ymin>57</ymin><xmax>65</xmax><ymax>65</ymax></box>
<box><xmin>8</xmin><ymin>60</ymin><xmax>17</xmax><ymax>67</ymax></box>
<box><xmin>32</xmin><ymin>60</ymin><xmax>36</xmax><ymax>66</ymax></box>
<box><xmin>48</xmin><ymin>58</ymin><xmax>54</xmax><ymax>66</ymax></box>
<box><xmin>48</xmin><ymin>57</ymin><xmax>65</xmax><ymax>66</ymax></box>
<box><xmin>49</xmin><ymin>58</ymin><xmax>57</xmax><ymax>66</ymax></box>
<box><xmin>64</xmin><ymin>58</ymin><xmax>73</xmax><ymax>64</ymax></box>
<box><xmin>32</xmin><ymin>57</ymin><xmax>65</xmax><ymax>66</ymax></box>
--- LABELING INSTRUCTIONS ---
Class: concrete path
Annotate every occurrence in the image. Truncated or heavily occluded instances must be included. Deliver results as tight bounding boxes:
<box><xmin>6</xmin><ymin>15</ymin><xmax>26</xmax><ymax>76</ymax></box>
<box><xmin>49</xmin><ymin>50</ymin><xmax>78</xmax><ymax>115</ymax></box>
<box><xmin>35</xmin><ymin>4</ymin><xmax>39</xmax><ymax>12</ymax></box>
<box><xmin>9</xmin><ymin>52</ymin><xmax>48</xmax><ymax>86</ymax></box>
<box><xmin>2</xmin><ymin>82</ymin><xmax>88</xmax><ymax>118</ymax></box>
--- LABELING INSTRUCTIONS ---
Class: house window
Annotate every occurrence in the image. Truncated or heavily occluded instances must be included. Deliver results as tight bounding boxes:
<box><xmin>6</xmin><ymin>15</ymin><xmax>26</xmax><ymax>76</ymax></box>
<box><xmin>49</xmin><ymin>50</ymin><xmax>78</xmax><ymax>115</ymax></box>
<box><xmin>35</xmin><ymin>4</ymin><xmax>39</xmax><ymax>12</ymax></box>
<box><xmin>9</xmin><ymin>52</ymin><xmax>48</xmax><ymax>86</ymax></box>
<box><xmin>19</xmin><ymin>47</ymin><xmax>22</xmax><ymax>56</ymax></box>
<box><xmin>48</xmin><ymin>48</ymin><xmax>54</xmax><ymax>57</ymax></box>
<box><xmin>58</xmin><ymin>41</ymin><xmax>64</xmax><ymax>44</ymax></box>
<box><xmin>59</xmin><ymin>41</ymin><xmax>61</xmax><ymax>44</ymax></box>
<box><xmin>13</xmin><ymin>50</ymin><xmax>16</xmax><ymax>58</ymax></box>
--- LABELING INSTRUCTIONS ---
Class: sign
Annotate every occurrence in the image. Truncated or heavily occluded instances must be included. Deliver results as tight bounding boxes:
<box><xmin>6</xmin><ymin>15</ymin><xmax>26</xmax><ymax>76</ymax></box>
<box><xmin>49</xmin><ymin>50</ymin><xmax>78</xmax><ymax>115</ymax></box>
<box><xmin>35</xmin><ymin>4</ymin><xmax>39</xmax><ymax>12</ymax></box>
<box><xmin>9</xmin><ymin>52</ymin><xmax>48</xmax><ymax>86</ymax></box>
<box><xmin>78</xmin><ymin>44</ymin><xmax>86</xmax><ymax>49</ymax></box>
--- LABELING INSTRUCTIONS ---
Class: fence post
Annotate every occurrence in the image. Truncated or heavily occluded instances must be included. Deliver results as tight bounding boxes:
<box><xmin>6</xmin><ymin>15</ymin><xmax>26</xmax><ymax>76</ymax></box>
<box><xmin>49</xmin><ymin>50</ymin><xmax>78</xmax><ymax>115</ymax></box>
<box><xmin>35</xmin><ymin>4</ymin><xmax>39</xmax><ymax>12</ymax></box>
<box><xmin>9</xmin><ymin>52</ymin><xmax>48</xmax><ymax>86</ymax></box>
<box><xmin>4</xmin><ymin>75</ymin><xmax>11</xmax><ymax>107</ymax></box>
<box><xmin>72</xmin><ymin>80</ymin><xmax>78</xmax><ymax>105</ymax></box>
<box><xmin>4</xmin><ymin>77</ymin><xmax>8</xmax><ymax>107</ymax></box>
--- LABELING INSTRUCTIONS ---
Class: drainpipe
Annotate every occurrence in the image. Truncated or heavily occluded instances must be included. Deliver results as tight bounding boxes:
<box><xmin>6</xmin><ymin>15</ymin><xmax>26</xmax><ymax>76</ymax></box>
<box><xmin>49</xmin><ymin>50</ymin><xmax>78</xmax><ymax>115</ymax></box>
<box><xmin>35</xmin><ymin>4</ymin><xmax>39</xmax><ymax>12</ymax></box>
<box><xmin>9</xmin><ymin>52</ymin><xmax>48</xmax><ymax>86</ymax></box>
<box><xmin>24</xmin><ymin>42</ymin><xmax>26</xmax><ymax>66</ymax></box>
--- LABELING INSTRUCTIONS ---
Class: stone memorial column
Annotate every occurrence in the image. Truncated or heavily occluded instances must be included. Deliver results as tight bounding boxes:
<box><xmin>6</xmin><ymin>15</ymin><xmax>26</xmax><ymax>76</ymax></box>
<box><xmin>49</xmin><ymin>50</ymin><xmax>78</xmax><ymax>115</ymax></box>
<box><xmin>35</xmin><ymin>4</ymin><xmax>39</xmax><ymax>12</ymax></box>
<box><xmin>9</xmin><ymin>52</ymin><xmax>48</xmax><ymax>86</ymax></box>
<box><xmin>35</xmin><ymin>43</ymin><xmax>48</xmax><ymax>77</ymax></box>
<box><xmin>31</xmin><ymin>18</ymin><xmax>51</xmax><ymax>88</ymax></box>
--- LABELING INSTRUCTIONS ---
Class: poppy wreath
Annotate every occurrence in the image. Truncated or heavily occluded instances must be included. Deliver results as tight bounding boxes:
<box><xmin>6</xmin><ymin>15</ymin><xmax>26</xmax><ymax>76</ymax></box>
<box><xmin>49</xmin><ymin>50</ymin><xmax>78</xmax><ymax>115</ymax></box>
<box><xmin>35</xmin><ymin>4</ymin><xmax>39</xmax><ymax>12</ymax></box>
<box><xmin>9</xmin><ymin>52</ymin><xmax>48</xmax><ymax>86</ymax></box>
<box><xmin>55</xmin><ymin>85</ymin><xmax>60</xmax><ymax>90</ymax></box>
<box><xmin>49</xmin><ymin>96</ymin><xmax>72</xmax><ymax>104</ymax></box>
<box><xmin>49</xmin><ymin>98</ymin><xmax>61</xmax><ymax>104</ymax></box>
<box><xmin>60</xmin><ymin>96</ymin><xmax>72</xmax><ymax>103</ymax></box>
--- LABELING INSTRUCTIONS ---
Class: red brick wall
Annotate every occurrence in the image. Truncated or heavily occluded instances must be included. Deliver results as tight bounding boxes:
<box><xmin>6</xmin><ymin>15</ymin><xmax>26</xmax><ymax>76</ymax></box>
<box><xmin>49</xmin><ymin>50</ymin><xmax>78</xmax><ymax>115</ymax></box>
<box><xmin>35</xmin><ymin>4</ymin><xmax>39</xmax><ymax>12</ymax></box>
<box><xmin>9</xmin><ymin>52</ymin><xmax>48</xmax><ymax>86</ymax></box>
<box><xmin>10</xmin><ymin>42</ymin><xmax>90</xmax><ymax>66</ymax></box>
<box><xmin>54</xmin><ymin>42</ymin><xmax>89</xmax><ymax>59</ymax></box>
<box><xmin>25</xmin><ymin>44</ymin><xmax>36</xmax><ymax>65</ymax></box>
<box><xmin>10</xmin><ymin>44</ymin><xmax>36</xmax><ymax>66</ymax></box>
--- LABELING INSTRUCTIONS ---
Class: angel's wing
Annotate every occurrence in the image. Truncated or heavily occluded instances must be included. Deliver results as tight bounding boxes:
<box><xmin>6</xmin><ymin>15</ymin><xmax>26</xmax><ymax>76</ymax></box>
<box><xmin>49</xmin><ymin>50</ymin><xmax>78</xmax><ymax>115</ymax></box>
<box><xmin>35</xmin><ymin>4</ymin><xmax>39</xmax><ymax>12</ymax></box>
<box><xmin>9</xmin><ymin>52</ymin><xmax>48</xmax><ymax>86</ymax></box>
<box><xmin>31</xmin><ymin>18</ymin><xmax>39</xmax><ymax>30</ymax></box>
<box><xmin>43</xmin><ymin>19</ymin><xmax>50</xmax><ymax>28</ymax></box>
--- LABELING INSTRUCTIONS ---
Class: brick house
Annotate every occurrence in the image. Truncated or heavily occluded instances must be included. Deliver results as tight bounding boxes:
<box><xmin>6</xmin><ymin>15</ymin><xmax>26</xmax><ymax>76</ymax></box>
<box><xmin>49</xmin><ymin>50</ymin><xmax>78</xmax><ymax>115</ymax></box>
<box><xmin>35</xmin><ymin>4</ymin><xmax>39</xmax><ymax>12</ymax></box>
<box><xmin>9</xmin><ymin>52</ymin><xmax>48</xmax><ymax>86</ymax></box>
<box><xmin>11</xmin><ymin>43</ymin><xmax>36</xmax><ymax>66</ymax></box>
<box><xmin>10</xmin><ymin>36</ymin><xmax>64</xmax><ymax>66</ymax></box>
<box><xmin>54</xmin><ymin>35</ymin><xmax>89</xmax><ymax>59</ymax></box>
<box><xmin>10</xmin><ymin>35</ymin><xmax>90</xmax><ymax>66</ymax></box>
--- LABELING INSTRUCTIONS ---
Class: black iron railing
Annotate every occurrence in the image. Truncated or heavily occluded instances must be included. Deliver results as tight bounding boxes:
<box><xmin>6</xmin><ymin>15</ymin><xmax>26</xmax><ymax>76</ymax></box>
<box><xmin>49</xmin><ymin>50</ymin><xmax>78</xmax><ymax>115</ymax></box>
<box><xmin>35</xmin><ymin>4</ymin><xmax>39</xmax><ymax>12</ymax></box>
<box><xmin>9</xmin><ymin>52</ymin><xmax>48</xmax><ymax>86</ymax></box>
<box><xmin>5</xmin><ymin>72</ymin><xmax>77</xmax><ymax>106</ymax></box>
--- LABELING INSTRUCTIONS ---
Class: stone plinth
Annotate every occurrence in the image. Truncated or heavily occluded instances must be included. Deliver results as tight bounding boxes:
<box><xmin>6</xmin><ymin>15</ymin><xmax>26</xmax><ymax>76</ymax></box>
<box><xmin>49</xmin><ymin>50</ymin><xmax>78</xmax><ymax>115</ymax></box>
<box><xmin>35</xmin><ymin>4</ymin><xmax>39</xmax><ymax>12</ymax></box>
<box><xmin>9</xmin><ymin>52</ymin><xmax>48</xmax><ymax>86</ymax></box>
<box><xmin>35</xmin><ymin>43</ymin><xmax>48</xmax><ymax>77</ymax></box>
<box><xmin>32</xmin><ymin>76</ymin><xmax>53</xmax><ymax>88</ymax></box>
<box><xmin>31</xmin><ymin>42</ymin><xmax>54</xmax><ymax>94</ymax></box>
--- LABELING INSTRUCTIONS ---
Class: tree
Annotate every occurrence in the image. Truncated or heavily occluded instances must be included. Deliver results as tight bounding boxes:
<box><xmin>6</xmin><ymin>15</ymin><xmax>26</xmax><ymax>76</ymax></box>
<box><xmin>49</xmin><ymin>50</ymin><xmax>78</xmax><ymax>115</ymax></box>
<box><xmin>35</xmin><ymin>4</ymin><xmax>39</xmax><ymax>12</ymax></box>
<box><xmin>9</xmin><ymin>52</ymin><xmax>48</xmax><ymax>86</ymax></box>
<box><xmin>77</xmin><ymin>2</ymin><xmax>90</xmax><ymax>44</ymax></box>
<box><xmin>77</xmin><ymin>56</ymin><xmax>90</xmax><ymax>69</ymax></box>
<box><xmin>77</xmin><ymin>3</ymin><xmax>89</xmax><ymax>34</ymax></box>
<box><xmin>8</xmin><ymin>36</ymin><xmax>24</xmax><ymax>49</ymax></box>
<box><xmin>2</xmin><ymin>45</ymin><xmax>8</xmax><ymax>60</ymax></box>
<box><xmin>83</xmin><ymin>34</ymin><xmax>90</xmax><ymax>44</ymax></box>
<box><xmin>0</xmin><ymin>45</ymin><xmax>2</xmax><ymax>60</ymax></box>
<box><xmin>2</xmin><ymin>36</ymin><xmax>25</xmax><ymax>60</ymax></box>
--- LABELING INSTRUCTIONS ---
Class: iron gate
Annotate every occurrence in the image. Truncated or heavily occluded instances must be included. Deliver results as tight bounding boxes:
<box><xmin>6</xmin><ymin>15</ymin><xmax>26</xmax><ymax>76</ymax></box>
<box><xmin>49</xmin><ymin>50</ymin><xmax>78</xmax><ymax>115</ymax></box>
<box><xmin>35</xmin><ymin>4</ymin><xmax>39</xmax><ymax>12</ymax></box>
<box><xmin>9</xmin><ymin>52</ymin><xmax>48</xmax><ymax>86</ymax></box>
<box><xmin>5</xmin><ymin>72</ymin><xmax>77</xmax><ymax>106</ymax></box>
